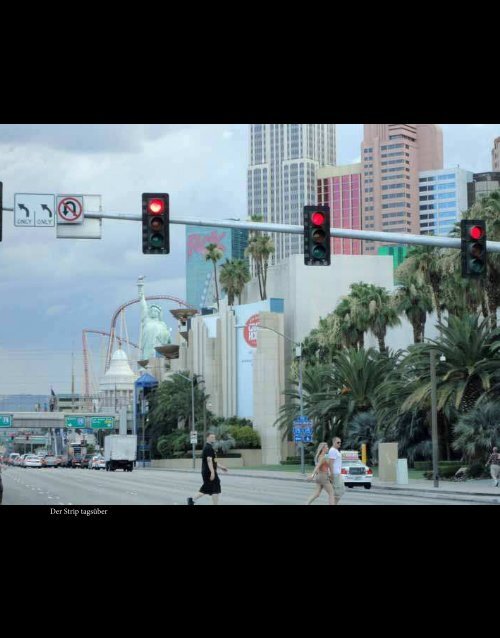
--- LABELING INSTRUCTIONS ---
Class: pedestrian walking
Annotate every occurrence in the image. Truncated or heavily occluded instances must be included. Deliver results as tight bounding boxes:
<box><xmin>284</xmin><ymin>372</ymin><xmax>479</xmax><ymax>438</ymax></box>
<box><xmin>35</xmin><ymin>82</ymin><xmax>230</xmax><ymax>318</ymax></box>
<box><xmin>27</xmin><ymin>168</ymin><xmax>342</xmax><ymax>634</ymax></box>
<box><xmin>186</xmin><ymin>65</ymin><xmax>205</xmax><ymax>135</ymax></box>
<box><xmin>486</xmin><ymin>446</ymin><xmax>500</xmax><ymax>487</ymax></box>
<box><xmin>327</xmin><ymin>436</ymin><xmax>345</xmax><ymax>505</ymax></box>
<box><xmin>187</xmin><ymin>433</ymin><xmax>228</xmax><ymax>505</ymax></box>
<box><xmin>306</xmin><ymin>442</ymin><xmax>335</xmax><ymax>505</ymax></box>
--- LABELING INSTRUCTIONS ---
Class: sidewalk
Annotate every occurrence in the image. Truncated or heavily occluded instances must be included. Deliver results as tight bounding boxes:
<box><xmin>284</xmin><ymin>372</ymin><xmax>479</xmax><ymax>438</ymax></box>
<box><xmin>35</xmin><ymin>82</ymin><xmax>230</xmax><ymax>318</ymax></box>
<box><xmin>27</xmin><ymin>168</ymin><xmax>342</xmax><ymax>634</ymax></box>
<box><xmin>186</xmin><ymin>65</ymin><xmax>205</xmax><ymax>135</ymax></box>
<box><xmin>142</xmin><ymin>465</ymin><xmax>500</xmax><ymax>499</ymax></box>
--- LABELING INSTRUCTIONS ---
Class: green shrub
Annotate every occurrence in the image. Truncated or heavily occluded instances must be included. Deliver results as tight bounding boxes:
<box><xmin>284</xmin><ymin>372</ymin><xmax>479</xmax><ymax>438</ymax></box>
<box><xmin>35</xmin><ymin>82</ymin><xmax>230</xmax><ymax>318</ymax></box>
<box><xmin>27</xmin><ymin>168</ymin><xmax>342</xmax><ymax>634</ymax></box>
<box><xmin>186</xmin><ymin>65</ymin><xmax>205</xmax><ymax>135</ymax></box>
<box><xmin>157</xmin><ymin>431</ymin><xmax>190</xmax><ymax>458</ymax></box>
<box><xmin>228</xmin><ymin>425</ymin><xmax>261</xmax><ymax>449</ymax></box>
<box><xmin>424</xmin><ymin>462</ymin><xmax>465</xmax><ymax>479</ymax></box>
<box><xmin>468</xmin><ymin>462</ymin><xmax>484</xmax><ymax>478</ymax></box>
<box><xmin>414</xmin><ymin>461</ymin><xmax>432</xmax><ymax>471</ymax></box>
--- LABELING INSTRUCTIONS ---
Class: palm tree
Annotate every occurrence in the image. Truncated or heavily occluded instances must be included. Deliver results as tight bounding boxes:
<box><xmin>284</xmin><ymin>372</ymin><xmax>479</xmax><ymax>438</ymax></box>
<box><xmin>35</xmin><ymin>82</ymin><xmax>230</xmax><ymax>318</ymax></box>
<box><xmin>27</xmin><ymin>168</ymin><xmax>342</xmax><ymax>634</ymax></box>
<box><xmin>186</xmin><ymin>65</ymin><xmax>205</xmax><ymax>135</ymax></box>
<box><xmin>363</xmin><ymin>284</ymin><xmax>401</xmax><ymax>353</ymax></box>
<box><xmin>464</xmin><ymin>191</ymin><xmax>500</xmax><ymax>328</ymax></box>
<box><xmin>393</xmin><ymin>271</ymin><xmax>433</xmax><ymax>343</ymax></box>
<box><xmin>452</xmin><ymin>401</ymin><xmax>500</xmax><ymax>462</ymax></box>
<box><xmin>244</xmin><ymin>215</ymin><xmax>275</xmax><ymax>301</ymax></box>
<box><xmin>219</xmin><ymin>258</ymin><xmax>251</xmax><ymax>306</ymax></box>
<box><xmin>396</xmin><ymin>245</ymin><xmax>445</xmax><ymax>321</ymax></box>
<box><xmin>204</xmin><ymin>243</ymin><xmax>223</xmax><ymax>311</ymax></box>
<box><xmin>316</xmin><ymin>348</ymin><xmax>394</xmax><ymax>439</ymax></box>
<box><xmin>401</xmin><ymin>314</ymin><xmax>500</xmax><ymax>416</ymax></box>
<box><xmin>274</xmin><ymin>363</ymin><xmax>337</xmax><ymax>442</ymax></box>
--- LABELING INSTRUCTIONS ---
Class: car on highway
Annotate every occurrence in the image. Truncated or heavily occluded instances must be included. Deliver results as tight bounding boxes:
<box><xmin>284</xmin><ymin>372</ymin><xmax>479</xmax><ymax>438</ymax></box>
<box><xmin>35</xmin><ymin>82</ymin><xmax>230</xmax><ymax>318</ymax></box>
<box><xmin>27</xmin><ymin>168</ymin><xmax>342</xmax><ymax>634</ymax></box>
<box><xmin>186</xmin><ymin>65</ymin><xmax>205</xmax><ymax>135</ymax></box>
<box><xmin>24</xmin><ymin>454</ymin><xmax>43</xmax><ymax>468</ymax></box>
<box><xmin>80</xmin><ymin>454</ymin><xmax>93</xmax><ymax>469</ymax></box>
<box><xmin>71</xmin><ymin>455</ymin><xmax>83</xmax><ymax>468</ymax></box>
<box><xmin>341</xmin><ymin>450</ymin><xmax>373</xmax><ymax>489</ymax></box>
<box><xmin>90</xmin><ymin>455</ymin><xmax>106</xmax><ymax>470</ymax></box>
<box><xmin>42</xmin><ymin>455</ymin><xmax>58</xmax><ymax>468</ymax></box>
<box><xmin>17</xmin><ymin>454</ymin><xmax>28</xmax><ymax>467</ymax></box>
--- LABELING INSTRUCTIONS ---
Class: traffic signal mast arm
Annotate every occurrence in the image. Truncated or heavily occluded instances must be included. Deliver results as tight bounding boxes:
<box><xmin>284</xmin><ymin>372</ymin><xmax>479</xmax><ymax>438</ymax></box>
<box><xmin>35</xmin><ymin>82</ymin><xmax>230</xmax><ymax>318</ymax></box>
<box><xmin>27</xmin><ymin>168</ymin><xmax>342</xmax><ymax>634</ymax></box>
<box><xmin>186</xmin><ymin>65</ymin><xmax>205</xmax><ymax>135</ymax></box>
<box><xmin>4</xmin><ymin>201</ymin><xmax>500</xmax><ymax>253</ymax></box>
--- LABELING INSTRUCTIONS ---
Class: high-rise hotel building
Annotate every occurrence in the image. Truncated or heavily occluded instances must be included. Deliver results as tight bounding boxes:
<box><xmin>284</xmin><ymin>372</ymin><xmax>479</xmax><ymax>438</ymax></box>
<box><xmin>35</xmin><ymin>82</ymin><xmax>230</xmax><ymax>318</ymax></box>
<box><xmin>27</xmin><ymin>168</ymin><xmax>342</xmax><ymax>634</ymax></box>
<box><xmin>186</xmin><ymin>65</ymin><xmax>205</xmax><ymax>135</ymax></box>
<box><xmin>317</xmin><ymin>164</ymin><xmax>362</xmax><ymax>255</ymax></box>
<box><xmin>492</xmin><ymin>137</ymin><xmax>500</xmax><ymax>172</ymax></box>
<box><xmin>361</xmin><ymin>124</ymin><xmax>443</xmax><ymax>254</ymax></box>
<box><xmin>248</xmin><ymin>124</ymin><xmax>336</xmax><ymax>265</ymax></box>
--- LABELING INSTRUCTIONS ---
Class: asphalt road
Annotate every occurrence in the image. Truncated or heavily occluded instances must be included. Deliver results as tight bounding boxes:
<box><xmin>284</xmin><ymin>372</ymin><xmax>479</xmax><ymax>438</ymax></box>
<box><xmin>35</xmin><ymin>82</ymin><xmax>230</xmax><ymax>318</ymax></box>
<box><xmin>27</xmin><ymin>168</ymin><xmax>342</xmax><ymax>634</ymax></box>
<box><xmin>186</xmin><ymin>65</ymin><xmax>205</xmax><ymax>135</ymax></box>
<box><xmin>0</xmin><ymin>466</ymin><xmax>491</xmax><ymax>505</ymax></box>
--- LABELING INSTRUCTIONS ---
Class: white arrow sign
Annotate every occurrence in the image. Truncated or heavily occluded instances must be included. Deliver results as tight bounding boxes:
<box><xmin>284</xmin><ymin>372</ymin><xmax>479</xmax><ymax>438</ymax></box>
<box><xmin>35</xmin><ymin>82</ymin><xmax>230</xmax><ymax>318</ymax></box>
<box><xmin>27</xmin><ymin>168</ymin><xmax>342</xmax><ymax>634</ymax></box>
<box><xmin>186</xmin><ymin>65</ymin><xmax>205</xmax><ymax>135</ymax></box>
<box><xmin>14</xmin><ymin>194</ymin><xmax>55</xmax><ymax>227</ymax></box>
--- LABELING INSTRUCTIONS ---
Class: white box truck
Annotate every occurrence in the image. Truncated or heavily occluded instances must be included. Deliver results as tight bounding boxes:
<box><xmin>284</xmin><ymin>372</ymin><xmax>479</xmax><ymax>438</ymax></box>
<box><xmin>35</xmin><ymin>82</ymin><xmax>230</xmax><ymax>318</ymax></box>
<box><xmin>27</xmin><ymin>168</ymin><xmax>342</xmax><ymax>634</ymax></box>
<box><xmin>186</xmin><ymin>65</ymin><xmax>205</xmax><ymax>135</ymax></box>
<box><xmin>104</xmin><ymin>435</ymin><xmax>137</xmax><ymax>472</ymax></box>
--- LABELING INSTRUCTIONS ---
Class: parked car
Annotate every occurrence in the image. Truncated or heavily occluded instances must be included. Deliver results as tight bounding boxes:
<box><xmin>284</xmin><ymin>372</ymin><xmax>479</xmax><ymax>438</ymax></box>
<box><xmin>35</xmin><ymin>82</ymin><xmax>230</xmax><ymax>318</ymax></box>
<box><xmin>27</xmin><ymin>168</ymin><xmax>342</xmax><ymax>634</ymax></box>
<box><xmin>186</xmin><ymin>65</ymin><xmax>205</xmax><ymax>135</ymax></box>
<box><xmin>17</xmin><ymin>454</ymin><xmax>28</xmax><ymax>467</ymax></box>
<box><xmin>341</xmin><ymin>450</ymin><xmax>373</xmax><ymax>489</ymax></box>
<box><xmin>54</xmin><ymin>455</ymin><xmax>65</xmax><ymax>467</ymax></box>
<box><xmin>24</xmin><ymin>455</ymin><xmax>43</xmax><ymax>468</ymax></box>
<box><xmin>42</xmin><ymin>455</ymin><xmax>58</xmax><ymax>468</ymax></box>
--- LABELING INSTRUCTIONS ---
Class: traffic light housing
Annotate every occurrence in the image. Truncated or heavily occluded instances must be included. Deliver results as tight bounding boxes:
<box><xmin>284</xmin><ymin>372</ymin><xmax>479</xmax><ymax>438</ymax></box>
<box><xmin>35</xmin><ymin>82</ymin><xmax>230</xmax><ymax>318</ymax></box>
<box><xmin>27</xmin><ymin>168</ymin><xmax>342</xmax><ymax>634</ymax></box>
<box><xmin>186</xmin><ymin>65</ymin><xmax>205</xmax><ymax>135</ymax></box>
<box><xmin>304</xmin><ymin>205</ymin><xmax>331</xmax><ymax>266</ymax></box>
<box><xmin>142</xmin><ymin>193</ymin><xmax>169</xmax><ymax>254</ymax></box>
<box><xmin>461</xmin><ymin>219</ymin><xmax>487</xmax><ymax>278</ymax></box>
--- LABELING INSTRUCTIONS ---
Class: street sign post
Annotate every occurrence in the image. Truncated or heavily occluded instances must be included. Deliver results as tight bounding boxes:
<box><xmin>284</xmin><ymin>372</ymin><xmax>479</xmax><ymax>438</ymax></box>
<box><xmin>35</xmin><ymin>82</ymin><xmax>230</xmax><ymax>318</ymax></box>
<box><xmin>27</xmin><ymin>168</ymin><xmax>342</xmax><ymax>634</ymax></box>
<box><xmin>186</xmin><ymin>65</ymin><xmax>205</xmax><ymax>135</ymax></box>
<box><xmin>90</xmin><ymin>416</ymin><xmax>114</xmax><ymax>430</ymax></box>
<box><xmin>0</xmin><ymin>414</ymin><xmax>13</xmax><ymax>427</ymax></box>
<box><xmin>190</xmin><ymin>430</ymin><xmax>198</xmax><ymax>445</ymax></box>
<box><xmin>293</xmin><ymin>416</ymin><xmax>313</xmax><ymax>474</ymax></box>
<box><xmin>65</xmin><ymin>416</ymin><xmax>86</xmax><ymax>428</ymax></box>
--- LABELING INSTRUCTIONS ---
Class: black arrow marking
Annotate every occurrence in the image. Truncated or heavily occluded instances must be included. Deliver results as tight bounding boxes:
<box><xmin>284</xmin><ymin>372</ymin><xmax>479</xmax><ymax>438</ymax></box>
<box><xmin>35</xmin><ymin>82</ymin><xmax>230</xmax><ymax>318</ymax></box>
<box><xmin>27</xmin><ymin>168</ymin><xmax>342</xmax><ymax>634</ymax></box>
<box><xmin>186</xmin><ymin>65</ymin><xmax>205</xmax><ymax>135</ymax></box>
<box><xmin>18</xmin><ymin>203</ymin><xmax>30</xmax><ymax>218</ymax></box>
<box><xmin>41</xmin><ymin>204</ymin><xmax>52</xmax><ymax>218</ymax></box>
<box><xmin>63</xmin><ymin>200</ymin><xmax>77</xmax><ymax>218</ymax></box>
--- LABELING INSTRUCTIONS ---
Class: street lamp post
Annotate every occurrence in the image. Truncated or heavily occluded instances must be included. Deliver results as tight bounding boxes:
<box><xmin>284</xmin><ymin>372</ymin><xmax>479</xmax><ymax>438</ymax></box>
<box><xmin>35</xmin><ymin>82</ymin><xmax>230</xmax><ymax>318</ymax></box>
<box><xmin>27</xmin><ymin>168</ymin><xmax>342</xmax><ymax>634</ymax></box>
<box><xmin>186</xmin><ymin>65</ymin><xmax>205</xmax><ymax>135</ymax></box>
<box><xmin>429</xmin><ymin>350</ymin><xmax>446</xmax><ymax>489</ymax></box>
<box><xmin>236</xmin><ymin>324</ymin><xmax>305</xmax><ymax>473</ymax></box>
<box><xmin>177</xmin><ymin>372</ymin><xmax>196</xmax><ymax>469</ymax></box>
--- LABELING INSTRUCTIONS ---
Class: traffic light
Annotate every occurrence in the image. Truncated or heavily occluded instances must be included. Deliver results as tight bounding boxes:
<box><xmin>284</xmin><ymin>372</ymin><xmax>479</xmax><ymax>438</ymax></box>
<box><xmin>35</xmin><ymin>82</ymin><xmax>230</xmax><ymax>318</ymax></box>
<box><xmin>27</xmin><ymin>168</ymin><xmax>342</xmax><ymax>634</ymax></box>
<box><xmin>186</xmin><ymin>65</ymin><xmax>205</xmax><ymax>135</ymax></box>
<box><xmin>303</xmin><ymin>205</ymin><xmax>331</xmax><ymax>266</ymax></box>
<box><xmin>142</xmin><ymin>193</ymin><xmax>169</xmax><ymax>254</ymax></box>
<box><xmin>461</xmin><ymin>219</ymin><xmax>487</xmax><ymax>278</ymax></box>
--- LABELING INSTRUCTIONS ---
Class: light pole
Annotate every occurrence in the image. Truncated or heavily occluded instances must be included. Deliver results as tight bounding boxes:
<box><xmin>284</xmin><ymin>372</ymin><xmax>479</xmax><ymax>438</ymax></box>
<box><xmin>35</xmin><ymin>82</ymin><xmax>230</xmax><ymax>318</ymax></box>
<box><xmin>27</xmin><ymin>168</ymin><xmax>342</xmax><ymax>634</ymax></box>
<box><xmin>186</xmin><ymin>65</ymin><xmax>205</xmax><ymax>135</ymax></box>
<box><xmin>235</xmin><ymin>324</ymin><xmax>305</xmax><ymax>472</ymax></box>
<box><xmin>176</xmin><ymin>372</ymin><xmax>196</xmax><ymax>469</ymax></box>
<box><xmin>430</xmin><ymin>349</ymin><xmax>446</xmax><ymax>488</ymax></box>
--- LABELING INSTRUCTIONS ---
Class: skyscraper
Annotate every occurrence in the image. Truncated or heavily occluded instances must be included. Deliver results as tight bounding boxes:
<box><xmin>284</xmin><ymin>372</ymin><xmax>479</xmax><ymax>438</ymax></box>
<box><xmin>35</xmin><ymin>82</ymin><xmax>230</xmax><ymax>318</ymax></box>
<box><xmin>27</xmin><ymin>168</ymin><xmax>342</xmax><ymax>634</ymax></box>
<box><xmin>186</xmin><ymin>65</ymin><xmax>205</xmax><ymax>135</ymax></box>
<box><xmin>361</xmin><ymin>124</ymin><xmax>443</xmax><ymax>254</ymax></box>
<box><xmin>247</xmin><ymin>124</ymin><xmax>336</xmax><ymax>265</ymax></box>
<box><xmin>186</xmin><ymin>225</ymin><xmax>249</xmax><ymax>310</ymax></box>
<box><xmin>419</xmin><ymin>167</ymin><xmax>473</xmax><ymax>236</ymax></box>
<box><xmin>317</xmin><ymin>164</ymin><xmax>362</xmax><ymax>255</ymax></box>
<box><xmin>492</xmin><ymin>137</ymin><xmax>500</xmax><ymax>171</ymax></box>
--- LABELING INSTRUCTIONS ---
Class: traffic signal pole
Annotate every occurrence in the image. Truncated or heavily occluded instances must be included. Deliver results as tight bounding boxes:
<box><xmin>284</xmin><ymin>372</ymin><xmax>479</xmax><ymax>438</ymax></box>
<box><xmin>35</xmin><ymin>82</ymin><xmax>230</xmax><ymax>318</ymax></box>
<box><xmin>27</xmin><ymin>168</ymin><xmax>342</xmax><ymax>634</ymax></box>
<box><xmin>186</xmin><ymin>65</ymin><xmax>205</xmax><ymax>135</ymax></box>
<box><xmin>77</xmin><ymin>211</ymin><xmax>500</xmax><ymax>253</ymax></box>
<box><xmin>4</xmin><ymin>203</ymin><xmax>500</xmax><ymax>252</ymax></box>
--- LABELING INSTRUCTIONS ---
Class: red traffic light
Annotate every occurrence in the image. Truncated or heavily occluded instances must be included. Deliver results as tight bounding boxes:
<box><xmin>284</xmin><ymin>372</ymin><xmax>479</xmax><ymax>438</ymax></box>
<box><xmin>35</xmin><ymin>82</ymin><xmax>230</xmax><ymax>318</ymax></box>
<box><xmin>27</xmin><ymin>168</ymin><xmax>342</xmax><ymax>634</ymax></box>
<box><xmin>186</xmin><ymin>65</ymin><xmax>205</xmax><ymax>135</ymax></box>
<box><xmin>469</xmin><ymin>225</ymin><xmax>484</xmax><ymax>240</ymax></box>
<box><xmin>311</xmin><ymin>212</ymin><xmax>326</xmax><ymax>226</ymax></box>
<box><xmin>147</xmin><ymin>198</ymin><xmax>165</xmax><ymax>215</ymax></box>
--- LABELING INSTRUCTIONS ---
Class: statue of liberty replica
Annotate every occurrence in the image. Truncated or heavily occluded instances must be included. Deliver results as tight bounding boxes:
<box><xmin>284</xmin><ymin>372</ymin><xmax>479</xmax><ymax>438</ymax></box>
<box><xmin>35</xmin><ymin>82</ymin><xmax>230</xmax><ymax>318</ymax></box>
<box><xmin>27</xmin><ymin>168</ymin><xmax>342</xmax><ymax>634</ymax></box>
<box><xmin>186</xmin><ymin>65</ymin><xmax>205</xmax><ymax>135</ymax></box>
<box><xmin>137</xmin><ymin>276</ymin><xmax>172</xmax><ymax>361</ymax></box>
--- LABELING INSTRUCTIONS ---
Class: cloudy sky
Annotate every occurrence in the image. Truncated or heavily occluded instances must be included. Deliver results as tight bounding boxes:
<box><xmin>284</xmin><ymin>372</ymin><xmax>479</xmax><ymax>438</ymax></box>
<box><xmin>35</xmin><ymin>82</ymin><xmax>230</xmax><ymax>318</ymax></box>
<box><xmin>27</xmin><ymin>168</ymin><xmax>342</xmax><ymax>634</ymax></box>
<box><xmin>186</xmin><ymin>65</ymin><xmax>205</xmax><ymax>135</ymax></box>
<box><xmin>0</xmin><ymin>123</ymin><xmax>498</xmax><ymax>395</ymax></box>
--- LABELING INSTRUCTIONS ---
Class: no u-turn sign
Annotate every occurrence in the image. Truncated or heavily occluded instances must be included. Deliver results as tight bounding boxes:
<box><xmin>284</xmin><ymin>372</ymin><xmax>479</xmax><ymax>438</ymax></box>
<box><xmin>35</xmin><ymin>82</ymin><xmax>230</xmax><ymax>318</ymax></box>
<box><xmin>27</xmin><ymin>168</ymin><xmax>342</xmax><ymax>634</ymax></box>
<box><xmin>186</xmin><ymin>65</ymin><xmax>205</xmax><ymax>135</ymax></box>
<box><xmin>57</xmin><ymin>195</ymin><xmax>84</xmax><ymax>224</ymax></box>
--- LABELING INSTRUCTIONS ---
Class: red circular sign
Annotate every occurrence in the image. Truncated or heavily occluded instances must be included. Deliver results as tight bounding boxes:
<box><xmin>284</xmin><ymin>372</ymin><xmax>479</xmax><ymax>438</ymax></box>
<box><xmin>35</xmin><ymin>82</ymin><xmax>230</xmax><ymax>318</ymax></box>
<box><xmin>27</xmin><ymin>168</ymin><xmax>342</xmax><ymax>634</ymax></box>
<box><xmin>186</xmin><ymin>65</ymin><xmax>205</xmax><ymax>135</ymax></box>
<box><xmin>470</xmin><ymin>225</ymin><xmax>484</xmax><ymax>240</ymax></box>
<box><xmin>58</xmin><ymin>197</ymin><xmax>83</xmax><ymax>222</ymax></box>
<box><xmin>243</xmin><ymin>314</ymin><xmax>261</xmax><ymax>348</ymax></box>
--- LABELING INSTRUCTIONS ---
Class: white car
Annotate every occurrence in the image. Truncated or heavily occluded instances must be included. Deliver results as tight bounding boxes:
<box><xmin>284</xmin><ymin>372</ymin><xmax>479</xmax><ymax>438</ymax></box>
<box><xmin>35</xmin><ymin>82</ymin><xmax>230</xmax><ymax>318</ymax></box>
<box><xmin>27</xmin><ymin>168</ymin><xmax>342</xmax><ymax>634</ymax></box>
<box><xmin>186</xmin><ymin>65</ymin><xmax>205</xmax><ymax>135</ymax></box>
<box><xmin>341</xmin><ymin>451</ymin><xmax>373</xmax><ymax>489</ymax></box>
<box><xmin>90</xmin><ymin>455</ymin><xmax>106</xmax><ymax>470</ymax></box>
<box><xmin>24</xmin><ymin>455</ymin><xmax>43</xmax><ymax>468</ymax></box>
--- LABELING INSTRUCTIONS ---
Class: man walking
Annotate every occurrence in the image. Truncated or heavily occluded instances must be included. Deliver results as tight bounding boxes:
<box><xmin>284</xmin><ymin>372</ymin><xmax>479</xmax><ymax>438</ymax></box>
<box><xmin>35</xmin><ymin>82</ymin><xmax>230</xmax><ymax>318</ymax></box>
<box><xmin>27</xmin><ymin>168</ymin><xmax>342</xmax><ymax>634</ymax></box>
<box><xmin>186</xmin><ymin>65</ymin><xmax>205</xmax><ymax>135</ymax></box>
<box><xmin>486</xmin><ymin>446</ymin><xmax>500</xmax><ymax>487</ymax></box>
<box><xmin>327</xmin><ymin>437</ymin><xmax>345</xmax><ymax>505</ymax></box>
<box><xmin>187</xmin><ymin>433</ymin><xmax>228</xmax><ymax>505</ymax></box>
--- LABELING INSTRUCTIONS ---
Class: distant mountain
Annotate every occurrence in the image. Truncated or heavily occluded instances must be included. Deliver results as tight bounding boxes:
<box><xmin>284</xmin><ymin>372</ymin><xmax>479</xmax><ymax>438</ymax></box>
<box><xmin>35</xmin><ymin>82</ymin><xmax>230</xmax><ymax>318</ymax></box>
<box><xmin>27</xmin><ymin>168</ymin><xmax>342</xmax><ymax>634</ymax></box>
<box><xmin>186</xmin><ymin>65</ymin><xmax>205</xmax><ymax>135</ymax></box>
<box><xmin>0</xmin><ymin>394</ymin><xmax>50</xmax><ymax>412</ymax></box>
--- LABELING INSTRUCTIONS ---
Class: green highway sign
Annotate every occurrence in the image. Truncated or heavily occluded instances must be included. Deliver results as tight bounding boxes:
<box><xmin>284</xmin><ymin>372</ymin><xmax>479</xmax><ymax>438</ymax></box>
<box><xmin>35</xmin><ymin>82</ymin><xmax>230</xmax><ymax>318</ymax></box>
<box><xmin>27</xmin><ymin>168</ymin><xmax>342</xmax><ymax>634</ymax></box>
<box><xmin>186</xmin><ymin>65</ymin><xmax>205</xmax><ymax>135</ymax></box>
<box><xmin>65</xmin><ymin>416</ymin><xmax>86</xmax><ymax>428</ymax></box>
<box><xmin>90</xmin><ymin>416</ymin><xmax>114</xmax><ymax>430</ymax></box>
<box><xmin>0</xmin><ymin>414</ymin><xmax>13</xmax><ymax>427</ymax></box>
